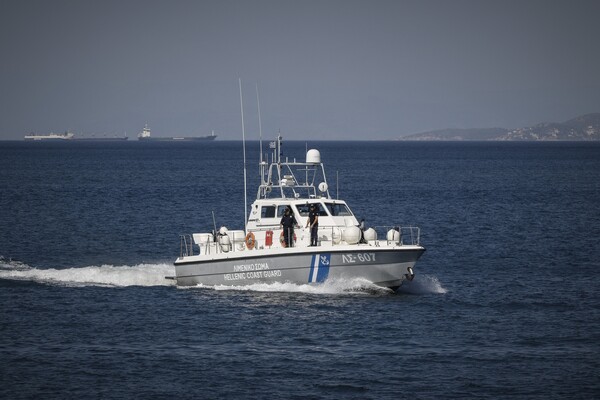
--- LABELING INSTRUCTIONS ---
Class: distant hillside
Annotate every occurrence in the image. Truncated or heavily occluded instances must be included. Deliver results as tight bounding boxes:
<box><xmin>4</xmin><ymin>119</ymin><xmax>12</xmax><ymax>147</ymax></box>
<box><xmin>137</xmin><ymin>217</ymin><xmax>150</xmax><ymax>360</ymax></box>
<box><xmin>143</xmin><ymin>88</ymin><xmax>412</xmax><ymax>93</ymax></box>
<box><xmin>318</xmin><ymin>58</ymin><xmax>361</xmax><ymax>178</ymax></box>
<box><xmin>400</xmin><ymin>128</ymin><xmax>508</xmax><ymax>141</ymax></box>
<box><xmin>399</xmin><ymin>113</ymin><xmax>600</xmax><ymax>141</ymax></box>
<box><xmin>501</xmin><ymin>113</ymin><xmax>600</xmax><ymax>141</ymax></box>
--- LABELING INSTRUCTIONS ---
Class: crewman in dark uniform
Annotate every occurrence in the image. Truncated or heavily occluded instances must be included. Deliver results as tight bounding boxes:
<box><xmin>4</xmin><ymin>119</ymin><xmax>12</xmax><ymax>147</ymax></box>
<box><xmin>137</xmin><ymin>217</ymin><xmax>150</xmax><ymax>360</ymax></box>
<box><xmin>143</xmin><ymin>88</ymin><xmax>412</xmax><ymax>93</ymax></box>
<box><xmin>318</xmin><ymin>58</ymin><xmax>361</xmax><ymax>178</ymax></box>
<box><xmin>279</xmin><ymin>207</ymin><xmax>298</xmax><ymax>247</ymax></box>
<box><xmin>306</xmin><ymin>203</ymin><xmax>319</xmax><ymax>246</ymax></box>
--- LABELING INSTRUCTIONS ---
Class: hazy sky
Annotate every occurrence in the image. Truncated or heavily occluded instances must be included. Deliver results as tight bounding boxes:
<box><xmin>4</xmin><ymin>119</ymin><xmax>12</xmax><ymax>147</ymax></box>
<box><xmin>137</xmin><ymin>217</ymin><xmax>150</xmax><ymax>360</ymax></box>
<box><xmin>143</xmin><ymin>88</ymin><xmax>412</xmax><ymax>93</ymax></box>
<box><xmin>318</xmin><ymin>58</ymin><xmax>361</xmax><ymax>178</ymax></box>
<box><xmin>1</xmin><ymin>0</ymin><xmax>599</xmax><ymax>140</ymax></box>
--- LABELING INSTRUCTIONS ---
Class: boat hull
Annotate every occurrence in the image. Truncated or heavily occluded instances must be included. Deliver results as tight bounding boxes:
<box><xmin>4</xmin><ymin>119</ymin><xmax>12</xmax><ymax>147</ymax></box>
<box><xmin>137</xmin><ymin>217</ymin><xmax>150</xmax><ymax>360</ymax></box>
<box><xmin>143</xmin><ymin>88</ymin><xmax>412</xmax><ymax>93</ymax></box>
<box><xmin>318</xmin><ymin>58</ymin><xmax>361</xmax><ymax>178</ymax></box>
<box><xmin>174</xmin><ymin>246</ymin><xmax>425</xmax><ymax>289</ymax></box>
<box><xmin>138</xmin><ymin>136</ymin><xmax>216</xmax><ymax>141</ymax></box>
<box><xmin>73</xmin><ymin>137</ymin><xmax>129</xmax><ymax>141</ymax></box>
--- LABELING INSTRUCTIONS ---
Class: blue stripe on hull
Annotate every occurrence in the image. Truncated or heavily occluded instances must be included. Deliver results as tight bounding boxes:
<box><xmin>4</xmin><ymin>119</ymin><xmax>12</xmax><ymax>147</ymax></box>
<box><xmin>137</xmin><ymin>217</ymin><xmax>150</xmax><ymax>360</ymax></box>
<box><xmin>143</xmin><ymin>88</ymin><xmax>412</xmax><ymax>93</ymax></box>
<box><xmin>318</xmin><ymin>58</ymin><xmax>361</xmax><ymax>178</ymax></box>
<box><xmin>308</xmin><ymin>253</ymin><xmax>331</xmax><ymax>283</ymax></box>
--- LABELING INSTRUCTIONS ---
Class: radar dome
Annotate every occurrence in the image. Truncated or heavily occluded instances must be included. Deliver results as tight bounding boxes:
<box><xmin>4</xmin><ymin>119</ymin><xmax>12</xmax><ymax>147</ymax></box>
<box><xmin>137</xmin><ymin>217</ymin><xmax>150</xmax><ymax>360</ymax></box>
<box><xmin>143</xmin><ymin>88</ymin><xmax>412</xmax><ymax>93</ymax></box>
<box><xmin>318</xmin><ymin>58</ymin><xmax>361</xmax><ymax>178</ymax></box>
<box><xmin>306</xmin><ymin>149</ymin><xmax>321</xmax><ymax>164</ymax></box>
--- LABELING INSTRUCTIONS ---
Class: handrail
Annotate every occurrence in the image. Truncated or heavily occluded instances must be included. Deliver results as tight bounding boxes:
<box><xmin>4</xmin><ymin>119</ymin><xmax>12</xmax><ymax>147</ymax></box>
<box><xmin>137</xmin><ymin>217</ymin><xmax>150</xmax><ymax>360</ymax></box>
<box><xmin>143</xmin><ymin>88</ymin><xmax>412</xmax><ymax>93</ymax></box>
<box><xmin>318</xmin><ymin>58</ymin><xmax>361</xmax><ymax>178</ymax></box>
<box><xmin>249</xmin><ymin>225</ymin><xmax>420</xmax><ymax>246</ymax></box>
<box><xmin>180</xmin><ymin>225</ymin><xmax>421</xmax><ymax>258</ymax></box>
<box><xmin>180</xmin><ymin>234</ymin><xmax>194</xmax><ymax>257</ymax></box>
<box><xmin>371</xmin><ymin>225</ymin><xmax>421</xmax><ymax>246</ymax></box>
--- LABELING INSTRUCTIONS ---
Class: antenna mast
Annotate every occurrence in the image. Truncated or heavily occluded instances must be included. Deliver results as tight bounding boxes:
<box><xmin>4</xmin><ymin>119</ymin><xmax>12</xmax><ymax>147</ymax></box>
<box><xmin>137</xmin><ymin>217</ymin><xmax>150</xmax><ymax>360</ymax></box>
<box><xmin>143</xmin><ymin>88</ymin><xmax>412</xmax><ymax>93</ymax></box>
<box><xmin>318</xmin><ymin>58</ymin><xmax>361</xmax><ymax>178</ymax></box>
<box><xmin>256</xmin><ymin>83</ymin><xmax>264</xmax><ymax>184</ymax></box>
<box><xmin>239</xmin><ymin>78</ymin><xmax>248</xmax><ymax>229</ymax></box>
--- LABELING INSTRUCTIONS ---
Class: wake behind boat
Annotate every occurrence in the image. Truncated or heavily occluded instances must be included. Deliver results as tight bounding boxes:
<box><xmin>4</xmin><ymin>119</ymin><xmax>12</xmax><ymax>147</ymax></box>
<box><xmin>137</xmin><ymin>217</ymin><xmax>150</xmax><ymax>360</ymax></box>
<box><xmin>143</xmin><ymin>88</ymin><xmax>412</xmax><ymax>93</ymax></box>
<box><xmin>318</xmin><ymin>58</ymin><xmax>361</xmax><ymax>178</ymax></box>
<box><xmin>172</xmin><ymin>135</ymin><xmax>425</xmax><ymax>290</ymax></box>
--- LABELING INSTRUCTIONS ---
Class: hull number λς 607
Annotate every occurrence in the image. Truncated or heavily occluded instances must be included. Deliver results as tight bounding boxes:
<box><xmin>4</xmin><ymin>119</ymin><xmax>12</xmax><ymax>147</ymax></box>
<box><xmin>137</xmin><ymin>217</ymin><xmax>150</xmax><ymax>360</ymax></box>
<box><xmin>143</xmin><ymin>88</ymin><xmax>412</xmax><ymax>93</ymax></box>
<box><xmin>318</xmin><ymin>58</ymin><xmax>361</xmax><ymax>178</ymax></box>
<box><xmin>342</xmin><ymin>253</ymin><xmax>376</xmax><ymax>263</ymax></box>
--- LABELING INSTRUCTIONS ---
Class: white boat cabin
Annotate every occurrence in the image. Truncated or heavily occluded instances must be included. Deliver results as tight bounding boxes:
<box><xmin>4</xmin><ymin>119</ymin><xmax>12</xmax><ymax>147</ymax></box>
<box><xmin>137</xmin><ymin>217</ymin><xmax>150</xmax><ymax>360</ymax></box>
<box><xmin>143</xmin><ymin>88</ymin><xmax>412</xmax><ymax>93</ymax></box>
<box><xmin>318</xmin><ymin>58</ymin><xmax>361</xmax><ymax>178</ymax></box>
<box><xmin>245</xmin><ymin>197</ymin><xmax>359</xmax><ymax>249</ymax></box>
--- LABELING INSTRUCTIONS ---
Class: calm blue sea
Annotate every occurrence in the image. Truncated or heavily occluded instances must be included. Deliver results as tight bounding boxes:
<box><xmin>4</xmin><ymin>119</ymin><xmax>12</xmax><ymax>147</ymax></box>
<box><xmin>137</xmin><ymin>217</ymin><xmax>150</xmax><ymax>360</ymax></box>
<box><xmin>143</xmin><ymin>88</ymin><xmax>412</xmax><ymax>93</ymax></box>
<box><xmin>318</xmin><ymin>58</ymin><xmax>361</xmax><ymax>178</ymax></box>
<box><xmin>1</xmin><ymin>140</ymin><xmax>599</xmax><ymax>399</ymax></box>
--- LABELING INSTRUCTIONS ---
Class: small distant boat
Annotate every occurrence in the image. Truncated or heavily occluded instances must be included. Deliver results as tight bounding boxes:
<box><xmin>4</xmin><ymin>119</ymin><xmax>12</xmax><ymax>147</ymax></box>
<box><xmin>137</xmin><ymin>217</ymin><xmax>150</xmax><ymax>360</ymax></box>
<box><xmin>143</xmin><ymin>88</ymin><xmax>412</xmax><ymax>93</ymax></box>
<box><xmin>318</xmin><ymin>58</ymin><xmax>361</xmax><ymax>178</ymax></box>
<box><xmin>24</xmin><ymin>131</ymin><xmax>74</xmax><ymax>141</ymax></box>
<box><xmin>137</xmin><ymin>124</ymin><xmax>217</xmax><ymax>141</ymax></box>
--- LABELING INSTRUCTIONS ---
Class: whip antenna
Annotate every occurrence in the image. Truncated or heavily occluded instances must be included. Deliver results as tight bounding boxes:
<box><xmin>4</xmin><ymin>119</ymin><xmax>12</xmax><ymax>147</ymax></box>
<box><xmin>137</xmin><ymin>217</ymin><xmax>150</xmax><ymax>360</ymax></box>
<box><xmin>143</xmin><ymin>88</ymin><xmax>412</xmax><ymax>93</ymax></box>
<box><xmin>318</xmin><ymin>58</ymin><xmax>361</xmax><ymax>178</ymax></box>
<box><xmin>256</xmin><ymin>83</ymin><xmax>264</xmax><ymax>182</ymax></box>
<box><xmin>239</xmin><ymin>78</ymin><xmax>248</xmax><ymax>229</ymax></box>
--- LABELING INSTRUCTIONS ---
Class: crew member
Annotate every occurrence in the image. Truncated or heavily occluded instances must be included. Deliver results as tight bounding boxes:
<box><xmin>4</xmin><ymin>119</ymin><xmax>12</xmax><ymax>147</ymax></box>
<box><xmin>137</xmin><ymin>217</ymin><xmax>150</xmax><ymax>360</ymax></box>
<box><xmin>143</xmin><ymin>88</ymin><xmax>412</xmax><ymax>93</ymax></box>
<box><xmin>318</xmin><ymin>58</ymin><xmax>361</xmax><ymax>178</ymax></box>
<box><xmin>306</xmin><ymin>203</ymin><xmax>319</xmax><ymax>246</ymax></box>
<box><xmin>279</xmin><ymin>207</ymin><xmax>298</xmax><ymax>247</ymax></box>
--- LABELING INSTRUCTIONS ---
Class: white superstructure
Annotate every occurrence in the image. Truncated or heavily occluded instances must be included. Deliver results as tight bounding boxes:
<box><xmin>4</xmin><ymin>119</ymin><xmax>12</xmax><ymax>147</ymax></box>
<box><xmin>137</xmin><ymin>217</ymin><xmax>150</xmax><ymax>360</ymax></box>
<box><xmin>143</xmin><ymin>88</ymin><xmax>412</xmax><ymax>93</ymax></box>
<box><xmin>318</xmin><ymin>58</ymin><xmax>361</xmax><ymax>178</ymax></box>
<box><xmin>137</xmin><ymin>124</ymin><xmax>152</xmax><ymax>139</ymax></box>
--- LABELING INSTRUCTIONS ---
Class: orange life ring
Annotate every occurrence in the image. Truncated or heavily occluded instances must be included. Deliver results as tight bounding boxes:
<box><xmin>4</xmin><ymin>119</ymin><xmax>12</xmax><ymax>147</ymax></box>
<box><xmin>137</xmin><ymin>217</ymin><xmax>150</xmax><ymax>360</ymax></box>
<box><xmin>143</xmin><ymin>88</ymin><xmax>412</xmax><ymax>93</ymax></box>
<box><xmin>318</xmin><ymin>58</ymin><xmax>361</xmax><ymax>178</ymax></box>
<box><xmin>279</xmin><ymin>231</ymin><xmax>297</xmax><ymax>248</ymax></box>
<box><xmin>245</xmin><ymin>232</ymin><xmax>256</xmax><ymax>250</ymax></box>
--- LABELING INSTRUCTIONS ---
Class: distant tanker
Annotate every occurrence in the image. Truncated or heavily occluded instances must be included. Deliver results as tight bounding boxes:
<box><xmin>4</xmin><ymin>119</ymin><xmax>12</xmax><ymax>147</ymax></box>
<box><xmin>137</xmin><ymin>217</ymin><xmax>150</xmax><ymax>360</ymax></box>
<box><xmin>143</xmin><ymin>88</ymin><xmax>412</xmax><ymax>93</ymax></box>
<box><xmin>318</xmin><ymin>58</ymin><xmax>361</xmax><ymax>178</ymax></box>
<box><xmin>137</xmin><ymin>125</ymin><xmax>217</xmax><ymax>141</ymax></box>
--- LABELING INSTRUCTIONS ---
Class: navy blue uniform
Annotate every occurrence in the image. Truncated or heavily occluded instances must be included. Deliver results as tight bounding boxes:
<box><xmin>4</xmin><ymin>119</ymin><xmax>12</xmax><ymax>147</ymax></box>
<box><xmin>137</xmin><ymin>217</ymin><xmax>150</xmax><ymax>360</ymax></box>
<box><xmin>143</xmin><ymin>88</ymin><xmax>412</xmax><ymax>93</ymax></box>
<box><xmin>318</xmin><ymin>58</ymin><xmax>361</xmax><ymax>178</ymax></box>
<box><xmin>307</xmin><ymin>206</ymin><xmax>319</xmax><ymax>246</ymax></box>
<box><xmin>280</xmin><ymin>211</ymin><xmax>297</xmax><ymax>247</ymax></box>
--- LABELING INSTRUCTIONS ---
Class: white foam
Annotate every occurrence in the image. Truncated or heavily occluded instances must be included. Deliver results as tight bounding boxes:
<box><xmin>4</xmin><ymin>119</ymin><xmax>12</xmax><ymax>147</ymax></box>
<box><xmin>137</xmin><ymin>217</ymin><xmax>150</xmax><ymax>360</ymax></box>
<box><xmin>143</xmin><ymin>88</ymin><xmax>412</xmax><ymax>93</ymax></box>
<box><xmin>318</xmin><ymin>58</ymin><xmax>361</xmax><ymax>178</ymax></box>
<box><xmin>0</xmin><ymin>258</ymin><xmax>446</xmax><ymax>294</ymax></box>
<box><xmin>193</xmin><ymin>277</ymin><xmax>395</xmax><ymax>295</ymax></box>
<box><xmin>0</xmin><ymin>259</ymin><xmax>176</xmax><ymax>287</ymax></box>
<box><xmin>397</xmin><ymin>274</ymin><xmax>448</xmax><ymax>294</ymax></box>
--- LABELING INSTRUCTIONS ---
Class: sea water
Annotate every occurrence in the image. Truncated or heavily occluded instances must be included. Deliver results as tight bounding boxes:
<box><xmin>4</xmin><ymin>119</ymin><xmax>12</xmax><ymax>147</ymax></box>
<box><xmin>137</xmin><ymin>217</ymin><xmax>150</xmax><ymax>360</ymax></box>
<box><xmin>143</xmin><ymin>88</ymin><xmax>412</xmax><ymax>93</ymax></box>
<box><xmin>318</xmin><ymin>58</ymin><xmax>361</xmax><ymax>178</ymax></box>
<box><xmin>1</xmin><ymin>141</ymin><xmax>599</xmax><ymax>399</ymax></box>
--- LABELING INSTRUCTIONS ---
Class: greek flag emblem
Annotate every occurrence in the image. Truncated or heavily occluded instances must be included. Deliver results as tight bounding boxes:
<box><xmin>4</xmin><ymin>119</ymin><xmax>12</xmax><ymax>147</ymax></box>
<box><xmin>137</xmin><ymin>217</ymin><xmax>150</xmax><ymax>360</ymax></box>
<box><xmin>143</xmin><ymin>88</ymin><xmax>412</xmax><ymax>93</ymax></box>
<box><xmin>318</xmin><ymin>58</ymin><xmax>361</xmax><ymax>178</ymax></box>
<box><xmin>308</xmin><ymin>253</ymin><xmax>331</xmax><ymax>283</ymax></box>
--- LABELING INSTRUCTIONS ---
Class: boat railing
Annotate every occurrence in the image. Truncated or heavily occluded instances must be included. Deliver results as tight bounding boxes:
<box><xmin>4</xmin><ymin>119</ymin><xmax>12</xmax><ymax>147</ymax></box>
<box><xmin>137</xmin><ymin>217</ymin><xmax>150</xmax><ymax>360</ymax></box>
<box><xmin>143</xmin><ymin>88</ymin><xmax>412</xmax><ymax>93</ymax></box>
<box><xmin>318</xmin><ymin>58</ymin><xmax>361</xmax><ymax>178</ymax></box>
<box><xmin>179</xmin><ymin>225</ymin><xmax>421</xmax><ymax>258</ymax></box>
<box><xmin>248</xmin><ymin>225</ymin><xmax>420</xmax><ymax>248</ymax></box>
<box><xmin>180</xmin><ymin>234</ymin><xmax>194</xmax><ymax>257</ymax></box>
<box><xmin>372</xmin><ymin>225</ymin><xmax>421</xmax><ymax>246</ymax></box>
<box><xmin>317</xmin><ymin>225</ymin><xmax>421</xmax><ymax>247</ymax></box>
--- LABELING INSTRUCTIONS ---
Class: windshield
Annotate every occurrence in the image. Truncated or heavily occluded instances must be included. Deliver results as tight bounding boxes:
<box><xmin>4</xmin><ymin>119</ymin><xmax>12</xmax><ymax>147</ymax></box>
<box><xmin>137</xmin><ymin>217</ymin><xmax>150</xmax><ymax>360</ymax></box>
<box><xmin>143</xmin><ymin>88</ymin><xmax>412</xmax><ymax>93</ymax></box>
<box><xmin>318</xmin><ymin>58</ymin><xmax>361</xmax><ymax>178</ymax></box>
<box><xmin>325</xmin><ymin>202</ymin><xmax>353</xmax><ymax>216</ymax></box>
<box><xmin>296</xmin><ymin>203</ymin><xmax>327</xmax><ymax>217</ymax></box>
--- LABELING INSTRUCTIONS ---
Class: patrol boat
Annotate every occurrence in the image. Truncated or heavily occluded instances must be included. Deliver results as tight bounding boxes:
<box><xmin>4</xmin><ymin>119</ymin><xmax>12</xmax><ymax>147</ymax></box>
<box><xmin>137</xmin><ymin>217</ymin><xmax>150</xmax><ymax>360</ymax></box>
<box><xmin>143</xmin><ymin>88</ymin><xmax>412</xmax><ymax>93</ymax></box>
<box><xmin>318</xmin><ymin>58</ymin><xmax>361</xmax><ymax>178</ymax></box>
<box><xmin>173</xmin><ymin>135</ymin><xmax>425</xmax><ymax>290</ymax></box>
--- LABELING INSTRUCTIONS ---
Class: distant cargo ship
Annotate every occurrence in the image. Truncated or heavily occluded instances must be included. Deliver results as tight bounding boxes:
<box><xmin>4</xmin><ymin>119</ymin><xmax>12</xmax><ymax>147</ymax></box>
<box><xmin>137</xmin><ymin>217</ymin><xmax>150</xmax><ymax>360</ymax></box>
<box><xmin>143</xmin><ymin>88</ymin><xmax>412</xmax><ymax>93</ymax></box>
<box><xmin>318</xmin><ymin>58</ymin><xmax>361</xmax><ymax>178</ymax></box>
<box><xmin>24</xmin><ymin>131</ymin><xmax>74</xmax><ymax>140</ymax></box>
<box><xmin>137</xmin><ymin>125</ymin><xmax>217</xmax><ymax>141</ymax></box>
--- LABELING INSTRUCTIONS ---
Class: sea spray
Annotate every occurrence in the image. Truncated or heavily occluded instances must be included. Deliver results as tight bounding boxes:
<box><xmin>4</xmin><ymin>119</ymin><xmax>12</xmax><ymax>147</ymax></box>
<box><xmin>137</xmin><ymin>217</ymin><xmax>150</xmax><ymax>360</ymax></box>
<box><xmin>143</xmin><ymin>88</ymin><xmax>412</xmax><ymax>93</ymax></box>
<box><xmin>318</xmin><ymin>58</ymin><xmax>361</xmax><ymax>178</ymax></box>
<box><xmin>197</xmin><ymin>277</ymin><xmax>401</xmax><ymax>295</ymax></box>
<box><xmin>397</xmin><ymin>274</ymin><xmax>448</xmax><ymax>295</ymax></box>
<box><xmin>0</xmin><ymin>260</ymin><xmax>175</xmax><ymax>287</ymax></box>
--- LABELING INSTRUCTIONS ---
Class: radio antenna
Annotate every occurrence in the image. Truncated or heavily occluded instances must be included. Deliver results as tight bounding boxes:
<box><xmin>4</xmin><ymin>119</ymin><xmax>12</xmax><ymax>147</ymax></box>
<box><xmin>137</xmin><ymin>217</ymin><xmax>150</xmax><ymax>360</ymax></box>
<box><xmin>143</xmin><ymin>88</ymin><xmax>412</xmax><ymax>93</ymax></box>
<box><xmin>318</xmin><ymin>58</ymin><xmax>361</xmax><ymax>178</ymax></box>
<box><xmin>256</xmin><ymin>83</ymin><xmax>264</xmax><ymax>183</ymax></box>
<box><xmin>239</xmin><ymin>78</ymin><xmax>248</xmax><ymax>229</ymax></box>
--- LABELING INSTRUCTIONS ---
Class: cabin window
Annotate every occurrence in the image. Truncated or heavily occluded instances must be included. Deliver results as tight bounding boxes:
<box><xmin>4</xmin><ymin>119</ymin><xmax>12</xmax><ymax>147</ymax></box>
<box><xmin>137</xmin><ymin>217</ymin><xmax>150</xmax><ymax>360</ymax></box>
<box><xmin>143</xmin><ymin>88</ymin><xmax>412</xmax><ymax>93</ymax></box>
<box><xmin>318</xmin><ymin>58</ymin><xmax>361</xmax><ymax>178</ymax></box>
<box><xmin>297</xmin><ymin>203</ymin><xmax>309</xmax><ymax>217</ymax></box>
<box><xmin>325</xmin><ymin>203</ymin><xmax>352</xmax><ymax>216</ymax></box>
<box><xmin>297</xmin><ymin>203</ymin><xmax>327</xmax><ymax>217</ymax></box>
<box><xmin>277</xmin><ymin>205</ymin><xmax>289</xmax><ymax>218</ymax></box>
<box><xmin>261</xmin><ymin>206</ymin><xmax>276</xmax><ymax>218</ymax></box>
